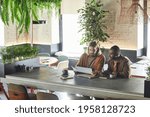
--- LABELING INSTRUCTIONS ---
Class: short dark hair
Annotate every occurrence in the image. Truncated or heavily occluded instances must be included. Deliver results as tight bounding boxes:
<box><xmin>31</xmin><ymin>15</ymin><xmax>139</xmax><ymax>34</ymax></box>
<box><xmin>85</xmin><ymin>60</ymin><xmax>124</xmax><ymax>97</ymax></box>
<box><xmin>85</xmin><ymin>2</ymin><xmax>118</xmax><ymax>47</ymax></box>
<box><xmin>110</xmin><ymin>45</ymin><xmax>120</xmax><ymax>52</ymax></box>
<box><xmin>89</xmin><ymin>41</ymin><xmax>97</xmax><ymax>47</ymax></box>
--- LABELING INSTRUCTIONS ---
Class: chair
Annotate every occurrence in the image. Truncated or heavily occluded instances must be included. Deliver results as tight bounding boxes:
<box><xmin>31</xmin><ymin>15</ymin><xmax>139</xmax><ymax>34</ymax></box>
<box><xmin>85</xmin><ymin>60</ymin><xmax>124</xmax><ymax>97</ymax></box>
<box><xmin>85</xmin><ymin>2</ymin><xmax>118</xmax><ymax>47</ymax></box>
<box><xmin>56</xmin><ymin>60</ymin><xmax>69</xmax><ymax>70</ymax></box>
<box><xmin>57</xmin><ymin>55</ymin><xmax>68</xmax><ymax>62</ymax></box>
<box><xmin>49</xmin><ymin>55</ymin><xmax>69</xmax><ymax>68</ymax></box>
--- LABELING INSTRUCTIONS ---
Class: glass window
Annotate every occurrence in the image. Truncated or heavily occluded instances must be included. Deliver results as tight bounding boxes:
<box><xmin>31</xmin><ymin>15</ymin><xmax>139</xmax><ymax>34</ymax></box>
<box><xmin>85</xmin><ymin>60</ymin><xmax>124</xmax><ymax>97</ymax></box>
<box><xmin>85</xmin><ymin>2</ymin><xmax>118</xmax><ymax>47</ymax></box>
<box><xmin>147</xmin><ymin>21</ymin><xmax>150</xmax><ymax>58</ymax></box>
<box><xmin>62</xmin><ymin>14</ymin><xmax>85</xmax><ymax>57</ymax></box>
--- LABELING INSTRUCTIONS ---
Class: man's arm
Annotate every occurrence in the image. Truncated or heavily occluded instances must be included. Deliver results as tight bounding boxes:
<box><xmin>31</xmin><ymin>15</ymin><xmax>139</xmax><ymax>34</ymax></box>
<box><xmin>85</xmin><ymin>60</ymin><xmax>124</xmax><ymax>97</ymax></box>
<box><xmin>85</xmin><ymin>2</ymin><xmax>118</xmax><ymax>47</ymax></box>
<box><xmin>102</xmin><ymin>60</ymin><xmax>112</xmax><ymax>76</ymax></box>
<box><xmin>117</xmin><ymin>61</ymin><xmax>130</xmax><ymax>78</ymax></box>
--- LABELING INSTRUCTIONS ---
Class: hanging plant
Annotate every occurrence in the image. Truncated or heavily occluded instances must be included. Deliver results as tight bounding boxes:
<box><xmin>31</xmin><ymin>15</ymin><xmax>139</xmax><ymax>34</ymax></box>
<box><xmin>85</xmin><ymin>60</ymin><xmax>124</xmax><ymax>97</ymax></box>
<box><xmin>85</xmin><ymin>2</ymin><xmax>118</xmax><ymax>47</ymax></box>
<box><xmin>78</xmin><ymin>0</ymin><xmax>109</xmax><ymax>45</ymax></box>
<box><xmin>0</xmin><ymin>0</ymin><xmax>62</xmax><ymax>34</ymax></box>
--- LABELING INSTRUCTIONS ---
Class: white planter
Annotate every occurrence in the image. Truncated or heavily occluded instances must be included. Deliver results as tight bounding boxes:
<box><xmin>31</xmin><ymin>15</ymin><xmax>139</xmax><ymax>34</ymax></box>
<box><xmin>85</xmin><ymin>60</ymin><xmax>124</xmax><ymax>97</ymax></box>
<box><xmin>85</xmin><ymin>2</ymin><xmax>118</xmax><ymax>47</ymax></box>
<box><xmin>0</xmin><ymin>57</ymin><xmax>40</xmax><ymax>77</ymax></box>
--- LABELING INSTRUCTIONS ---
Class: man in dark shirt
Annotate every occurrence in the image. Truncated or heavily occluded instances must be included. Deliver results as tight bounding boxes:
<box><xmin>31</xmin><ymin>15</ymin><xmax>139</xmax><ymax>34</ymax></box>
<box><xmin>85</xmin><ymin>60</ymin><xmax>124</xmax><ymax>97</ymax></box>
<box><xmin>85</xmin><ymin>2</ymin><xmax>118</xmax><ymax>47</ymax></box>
<box><xmin>104</xmin><ymin>45</ymin><xmax>130</xmax><ymax>78</ymax></box>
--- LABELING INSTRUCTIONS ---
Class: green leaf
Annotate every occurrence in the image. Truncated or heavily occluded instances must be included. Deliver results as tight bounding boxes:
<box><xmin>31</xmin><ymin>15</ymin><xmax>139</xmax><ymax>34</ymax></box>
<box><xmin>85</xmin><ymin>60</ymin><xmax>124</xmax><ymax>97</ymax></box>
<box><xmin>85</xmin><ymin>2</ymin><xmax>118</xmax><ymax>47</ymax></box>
<box><xmin>78</xmin><ymin>0</ymin><xmax>109</xmax><ymax>45</ymax></box>
<box><xmin>0</xmin><ymin>0</ymin><xmax>62</xmax><ymax>35</ymax></box>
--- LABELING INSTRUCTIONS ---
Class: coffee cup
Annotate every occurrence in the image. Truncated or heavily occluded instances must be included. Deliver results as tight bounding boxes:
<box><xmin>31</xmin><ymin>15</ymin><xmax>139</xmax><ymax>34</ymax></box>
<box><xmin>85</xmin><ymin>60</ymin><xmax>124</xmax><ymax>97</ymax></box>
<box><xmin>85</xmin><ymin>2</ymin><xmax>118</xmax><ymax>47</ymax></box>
<box><xmin>62</xmin><ymin>69</ymin><xmax>68</xmax><ymax>77</ymax></box>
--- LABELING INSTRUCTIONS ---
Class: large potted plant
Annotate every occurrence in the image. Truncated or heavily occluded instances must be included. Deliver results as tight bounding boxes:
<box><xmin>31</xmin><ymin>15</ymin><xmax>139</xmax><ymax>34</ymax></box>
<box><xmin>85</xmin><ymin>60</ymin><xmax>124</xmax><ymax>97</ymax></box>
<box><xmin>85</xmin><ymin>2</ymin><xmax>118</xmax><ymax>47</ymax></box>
<box><xmin>0</xmin><ymin>44</ymin><xmax>39</xmax><ymax>77</ymax></box>
<box><xmin>144</xmin><ymin>66</ymin><xmax>150</xmax><ymax>98</ymax></box>
<box><xmin>78</xmin><ymin>0</ymin><xmax>109</xmax><ymax>50</ymax></box>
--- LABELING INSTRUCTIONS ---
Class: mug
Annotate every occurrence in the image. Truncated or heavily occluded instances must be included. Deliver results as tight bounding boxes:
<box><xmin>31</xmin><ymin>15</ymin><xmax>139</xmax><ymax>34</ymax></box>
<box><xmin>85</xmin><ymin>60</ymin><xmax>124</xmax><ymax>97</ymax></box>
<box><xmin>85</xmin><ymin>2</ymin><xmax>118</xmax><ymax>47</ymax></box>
<box><xmin>62</xmin><ymin>69</ymin><xmax>68</xmax><ymax>77</ymax></box>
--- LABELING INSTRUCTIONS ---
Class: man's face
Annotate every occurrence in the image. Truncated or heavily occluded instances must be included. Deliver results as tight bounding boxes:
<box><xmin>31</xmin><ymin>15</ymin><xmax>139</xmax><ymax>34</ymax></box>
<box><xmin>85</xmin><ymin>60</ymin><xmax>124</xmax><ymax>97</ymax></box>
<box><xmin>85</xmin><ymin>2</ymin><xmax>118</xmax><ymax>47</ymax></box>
<box><xmin>109</xmin><ymin>50</ymin><xmax>118</xmax><ymax>59</ymax></box>
<box><xmin>88</xmin><ymin>46</ymin><xmax>95</xmax><ymax>56</ymax></box>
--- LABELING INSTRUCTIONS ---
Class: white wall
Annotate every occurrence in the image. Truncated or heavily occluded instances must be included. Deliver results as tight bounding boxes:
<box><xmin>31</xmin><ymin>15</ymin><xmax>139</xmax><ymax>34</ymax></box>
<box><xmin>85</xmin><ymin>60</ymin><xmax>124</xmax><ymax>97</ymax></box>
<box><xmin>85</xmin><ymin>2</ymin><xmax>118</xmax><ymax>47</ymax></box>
<box><xmin>62</xmin><ymin>14</ymin><xmax>84</xmax><ymax>54</ymax></box>
<box><xmin>137</xmin><ymin>0</ymin><xmax>144</xmax><ymax>49</ymax></box>
<box><xmin>99</xmin><ymin>0</ymin><xmax>144</xmax><ymax>50</ymax></box>
<box><xmin>32</xmin><ymin>9</ymin><xmax>52</xmax><ymax>44</ymax></box>
<box><xmin>147</xmin><ymin>20</ymin><xmax>150</xmax><ymax>58</ymax></box>
<box><xmin>147</xmin><ymin>0</ymin><xmax>150</xmax><ymax>58</ymax></box>
<box><xmin>4</xmin><ymin>9</ymin><xmax>59</xmax><ymax>46</ymax></box>
<box><xmin>61</xmin><ymin>0</ymin><xmax>85</xmax><ymax>14</ymax></box>
<box><xmin>0</xmin><ymin>19</ymin><xmax>4</xmax><ymax>46</ymax></box>
<box><xmin>51</xmin><ymin>10</ymin><xmax>60</xmax><ymax>44</ymax></box>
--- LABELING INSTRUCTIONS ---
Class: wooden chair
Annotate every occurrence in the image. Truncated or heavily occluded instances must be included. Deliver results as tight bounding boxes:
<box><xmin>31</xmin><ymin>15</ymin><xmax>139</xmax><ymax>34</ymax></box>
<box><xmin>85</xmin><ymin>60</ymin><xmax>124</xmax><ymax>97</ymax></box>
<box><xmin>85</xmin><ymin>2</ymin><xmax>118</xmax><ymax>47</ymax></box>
<box><xmin>57</xmin><ymin>60</ymin><xmax>69</xmax><ymax>70</ymax></box>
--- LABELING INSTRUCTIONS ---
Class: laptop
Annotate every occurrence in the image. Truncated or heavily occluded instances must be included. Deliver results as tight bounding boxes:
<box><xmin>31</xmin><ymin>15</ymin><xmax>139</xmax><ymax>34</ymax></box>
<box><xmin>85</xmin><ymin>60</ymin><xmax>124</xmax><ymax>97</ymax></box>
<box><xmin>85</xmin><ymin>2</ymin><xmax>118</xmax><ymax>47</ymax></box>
<box><xmin>72</xmin><ymin>66</ymin><xmax>94</xmax><ymax>78</ymax></box>
<box><xmin>72</xmin><ymin>66</ymin><xmax>107</xmax><ymax>79</ymax></box>
<box><xmin>72</xmin><ymin>66</ymin><xmax>93</xmax><ymax>75</ymax></box>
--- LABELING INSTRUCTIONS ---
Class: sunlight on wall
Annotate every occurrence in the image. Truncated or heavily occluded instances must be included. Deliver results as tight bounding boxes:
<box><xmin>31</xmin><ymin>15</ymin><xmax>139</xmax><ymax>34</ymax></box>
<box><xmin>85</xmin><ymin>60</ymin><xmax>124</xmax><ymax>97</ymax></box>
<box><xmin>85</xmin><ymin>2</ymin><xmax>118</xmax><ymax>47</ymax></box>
<box><xmin>147</xmin><ymin>20</ymin><xmax>150</xmax><ymax>58</ymax></box>
<box><xmin>62</xmin><ymin>14</ymin><xmax>85</xmax><ymax>55</ymax></box>
<box><xmin>61</xmin><ymin>0</ymin><xmax>85</xmax><ymax>14</ymax></box>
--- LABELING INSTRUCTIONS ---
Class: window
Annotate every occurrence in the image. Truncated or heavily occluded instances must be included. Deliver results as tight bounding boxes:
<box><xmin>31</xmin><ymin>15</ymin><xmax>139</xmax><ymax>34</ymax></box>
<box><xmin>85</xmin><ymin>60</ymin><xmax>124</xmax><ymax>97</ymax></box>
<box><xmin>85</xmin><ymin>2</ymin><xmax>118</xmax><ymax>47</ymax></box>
<box><xmin>62</xmin><ymin>14</ymin><xmax>85</xmax><ymax>57</ymax></box>
<box><xmin>147</xmin><ymin>21</ymin><xmax>150</xmax><ymax>58</ymax></box>
<box><xmin>0</xmin><ymin>19</ymin><xmax>4</xmax><ymax>46</ymax></box>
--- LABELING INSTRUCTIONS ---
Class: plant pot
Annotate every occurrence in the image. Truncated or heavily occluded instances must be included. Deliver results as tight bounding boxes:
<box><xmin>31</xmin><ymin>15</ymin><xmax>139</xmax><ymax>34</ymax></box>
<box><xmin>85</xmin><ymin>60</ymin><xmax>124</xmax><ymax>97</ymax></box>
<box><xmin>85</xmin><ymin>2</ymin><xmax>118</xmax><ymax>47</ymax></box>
<box><xmin>0</xmin><ymin>57</ymin><xmax>40</xmax><ymax>77</ymax></box>
<box><xmin>144</xmin><ymin>80</ymin><xmax>150</xmax><ymax>98</ymax></box>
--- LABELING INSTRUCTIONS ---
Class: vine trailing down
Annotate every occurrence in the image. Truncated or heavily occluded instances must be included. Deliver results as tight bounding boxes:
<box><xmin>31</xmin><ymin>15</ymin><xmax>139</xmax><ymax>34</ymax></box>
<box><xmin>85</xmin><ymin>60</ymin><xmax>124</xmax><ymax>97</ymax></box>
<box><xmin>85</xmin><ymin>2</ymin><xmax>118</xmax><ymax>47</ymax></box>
<box><xmin>78</xmin><ymin>0</ymin><xmax>109</xmax><ymax>45</ymax></box>
<box><xmin>0</xmin><ymin>0</ymin><xmax>62</xmax><ymax>34</ymax></box>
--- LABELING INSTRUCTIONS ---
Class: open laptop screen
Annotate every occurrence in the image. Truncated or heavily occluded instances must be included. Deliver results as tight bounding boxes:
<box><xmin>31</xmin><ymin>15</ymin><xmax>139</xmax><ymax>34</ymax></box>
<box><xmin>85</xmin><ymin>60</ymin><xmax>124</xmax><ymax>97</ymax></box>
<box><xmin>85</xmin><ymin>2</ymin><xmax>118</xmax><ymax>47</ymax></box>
<box><xmin>72</xmin><ymin>66</ymin><xmax>93</xmax><ymax>75</ymax></box>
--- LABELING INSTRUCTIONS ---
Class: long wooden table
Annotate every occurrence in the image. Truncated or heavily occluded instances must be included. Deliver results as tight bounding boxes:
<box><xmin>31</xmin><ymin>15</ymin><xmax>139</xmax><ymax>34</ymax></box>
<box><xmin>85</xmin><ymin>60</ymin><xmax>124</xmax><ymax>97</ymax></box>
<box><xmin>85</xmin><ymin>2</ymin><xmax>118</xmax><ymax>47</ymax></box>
<box><xmin>0</xmin><ymin>66</ymin><xmax>149</xmax><ymax>99</ymax></box>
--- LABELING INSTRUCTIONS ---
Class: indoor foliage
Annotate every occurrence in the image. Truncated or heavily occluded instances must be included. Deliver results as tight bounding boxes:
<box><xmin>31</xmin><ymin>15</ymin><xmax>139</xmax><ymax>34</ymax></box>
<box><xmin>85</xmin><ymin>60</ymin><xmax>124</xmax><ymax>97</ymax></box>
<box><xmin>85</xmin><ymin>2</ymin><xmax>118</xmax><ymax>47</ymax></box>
<box><xmin>0</xmin><ymin>44</ymin><xmax>39</xmax><ymax>64</ymax></box>
<box><xmin>147</xmin><ymin>66</ymin><xmax>150</xmax><ymax>79</ymax></box>
<box><xmin>78</xmin><ymin>0</ymin><xmax>109</xmax><ymax>45</ymax></box>
<box><xmin>0</xmin><ymin>0</ymin><xmax>62</xmax><ymax>34</ymax></box>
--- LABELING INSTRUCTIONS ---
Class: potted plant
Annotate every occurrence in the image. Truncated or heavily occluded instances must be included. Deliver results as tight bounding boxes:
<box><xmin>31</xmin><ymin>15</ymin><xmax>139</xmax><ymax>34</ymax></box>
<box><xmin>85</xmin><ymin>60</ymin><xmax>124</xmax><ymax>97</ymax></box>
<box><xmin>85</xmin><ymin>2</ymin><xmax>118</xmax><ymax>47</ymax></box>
<box><xmin>78</xmin><ymin>0</ymin><xmax>109</xmax><ymax>48</ymax></box>
<box><xmin>144</xmin><ymin>66</ymin><xmax>150</xmax><ymax>98</ymax></box>
<box><xmin>0</xmin><ymin>44</ymin><xmax>39</xmax><ymax>77</ymax></box>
